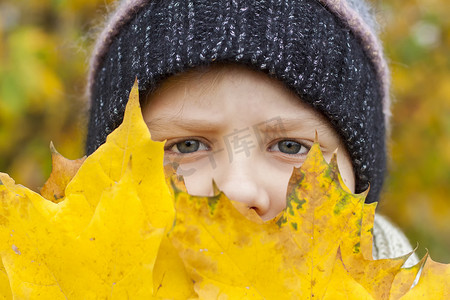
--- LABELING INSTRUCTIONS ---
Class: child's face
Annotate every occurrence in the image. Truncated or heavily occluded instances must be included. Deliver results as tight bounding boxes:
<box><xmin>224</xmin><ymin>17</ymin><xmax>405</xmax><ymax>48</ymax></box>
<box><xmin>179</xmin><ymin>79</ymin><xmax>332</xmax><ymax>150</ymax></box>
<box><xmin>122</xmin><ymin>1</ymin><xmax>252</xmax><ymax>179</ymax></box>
<box><xmin>143</xmin><ymin>65</ymin><xmax>355</xmax><ymax>221</ymax></box>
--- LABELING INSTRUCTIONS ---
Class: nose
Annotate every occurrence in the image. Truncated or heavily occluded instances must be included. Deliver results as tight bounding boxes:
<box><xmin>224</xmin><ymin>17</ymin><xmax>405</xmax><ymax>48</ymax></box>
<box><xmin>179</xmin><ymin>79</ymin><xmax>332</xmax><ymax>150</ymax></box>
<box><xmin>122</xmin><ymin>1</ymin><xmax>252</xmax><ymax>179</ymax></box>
<box><xmin>213</xmin><ymin>156</ymin><xmax>271</xmax><ymax>218</ymax></box>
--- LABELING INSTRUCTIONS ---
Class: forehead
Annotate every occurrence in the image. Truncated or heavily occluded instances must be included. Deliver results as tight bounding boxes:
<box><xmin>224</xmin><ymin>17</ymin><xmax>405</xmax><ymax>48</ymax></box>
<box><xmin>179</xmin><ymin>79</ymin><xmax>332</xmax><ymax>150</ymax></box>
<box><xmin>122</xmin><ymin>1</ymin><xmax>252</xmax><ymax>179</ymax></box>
<box><xmin>147</xmin><ymin>63</ymin><xmax>301</xmax><ymax>107</ymax></box>
<box><xmin>144</xmin><ymin>63</ymin><xmax>334</xmax><ymax>133</ymax></box>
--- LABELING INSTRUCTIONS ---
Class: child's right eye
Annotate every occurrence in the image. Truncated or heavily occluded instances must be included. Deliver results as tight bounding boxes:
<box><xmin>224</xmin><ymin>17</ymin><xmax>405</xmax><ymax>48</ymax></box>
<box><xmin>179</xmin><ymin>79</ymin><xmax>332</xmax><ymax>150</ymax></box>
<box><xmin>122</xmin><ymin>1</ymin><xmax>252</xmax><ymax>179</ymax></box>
<box><xmin>165</xmin><ymin>139</ymin><xmax>209</xmax><ymax>154</ymax></box>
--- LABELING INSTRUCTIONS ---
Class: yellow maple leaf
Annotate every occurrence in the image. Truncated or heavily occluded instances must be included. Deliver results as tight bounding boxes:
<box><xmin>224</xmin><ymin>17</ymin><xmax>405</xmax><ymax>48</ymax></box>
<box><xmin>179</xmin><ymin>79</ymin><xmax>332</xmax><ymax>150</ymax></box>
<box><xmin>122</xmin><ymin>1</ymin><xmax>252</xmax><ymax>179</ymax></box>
<box><xmin>167</xmin><ymin>133</ymin><xmax>449</xmax><ymax>299</ymax></box>
<box><xmin>40</xmin><ymin>142</ymin><xmax>86</xmax><ymax>203</ymax></box>
<box><xmin>0</xmin><ymin>80</ymin><xmax>194</xmax><ymax>299</ymax></box>
<box><xmin>399</xmin><ymin>254</ymin><xmax>450</xmax><ymax>299</ymax></box>
<box><xmin>1</xmin><ymin>80</ymin><xmax>449</xmax><ymax>299</ymax></box>
<box><xmin>168</xmin><ymin>141</ymin><xmax>370</xmax><ymax>298</ymax></box>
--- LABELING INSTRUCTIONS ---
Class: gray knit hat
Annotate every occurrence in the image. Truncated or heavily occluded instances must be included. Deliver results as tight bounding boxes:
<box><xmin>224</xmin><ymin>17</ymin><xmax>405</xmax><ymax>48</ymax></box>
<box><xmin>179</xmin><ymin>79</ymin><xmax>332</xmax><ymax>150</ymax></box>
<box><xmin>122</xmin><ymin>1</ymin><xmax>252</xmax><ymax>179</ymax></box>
<box><xmin>86</xmin><ymin>0</ymin><xmax>390</xmax><ymax>204</ymax></box>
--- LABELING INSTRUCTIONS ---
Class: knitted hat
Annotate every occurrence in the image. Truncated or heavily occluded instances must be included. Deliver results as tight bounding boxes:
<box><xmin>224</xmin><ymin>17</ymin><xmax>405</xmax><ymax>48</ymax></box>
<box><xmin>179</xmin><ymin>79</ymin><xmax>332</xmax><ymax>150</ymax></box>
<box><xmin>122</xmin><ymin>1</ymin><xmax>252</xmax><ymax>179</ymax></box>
<box><xmin>86</xmin><ymin>0</ymin><xmax>390</xmax><ymax>204</ymax></box>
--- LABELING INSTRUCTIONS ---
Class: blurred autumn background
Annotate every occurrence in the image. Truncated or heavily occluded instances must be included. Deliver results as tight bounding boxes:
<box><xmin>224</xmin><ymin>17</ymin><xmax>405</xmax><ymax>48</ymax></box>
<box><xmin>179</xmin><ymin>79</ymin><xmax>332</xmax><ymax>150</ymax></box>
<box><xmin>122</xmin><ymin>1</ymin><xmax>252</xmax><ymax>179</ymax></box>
<box><xmin>0</xmin><ymin>0</ymin><xmax>449</xmax><ymax>262</ymax></box>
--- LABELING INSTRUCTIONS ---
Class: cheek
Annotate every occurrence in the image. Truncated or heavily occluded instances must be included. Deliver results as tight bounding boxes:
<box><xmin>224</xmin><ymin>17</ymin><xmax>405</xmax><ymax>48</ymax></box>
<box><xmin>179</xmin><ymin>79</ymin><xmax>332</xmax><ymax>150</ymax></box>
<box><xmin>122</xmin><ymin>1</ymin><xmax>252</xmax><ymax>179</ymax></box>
<box><xmin>336</xmin><ymin>154</ymin><xmax>355</xmax><ymax>193</ymax></box>
<box><xmin>262</xmin><ymin>162</ymin><xmax>299</xmax><ymax>219</ymax></box>
<box><xmin>167</xmin><ymin>159</ymin><xmax>216</xmax><ymax>197</ymax></box>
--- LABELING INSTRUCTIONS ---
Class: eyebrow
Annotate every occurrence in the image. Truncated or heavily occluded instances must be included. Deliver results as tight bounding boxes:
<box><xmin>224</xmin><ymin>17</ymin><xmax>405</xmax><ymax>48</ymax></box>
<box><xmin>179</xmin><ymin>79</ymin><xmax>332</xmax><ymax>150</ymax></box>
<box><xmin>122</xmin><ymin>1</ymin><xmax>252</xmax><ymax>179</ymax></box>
<box><xmin>146</xmin><ymin>117</ymin><xmax>224</xmax><ymax>134</ymax></box>
<box><xmin>146</xmin><ymin>116</ymin><xmax>329</xmax><ymax>134</ymax></box>
<box><xmin>255</xmin><ymin>117</ymin><xmax>329</xmax><ymax>133</ymax></box>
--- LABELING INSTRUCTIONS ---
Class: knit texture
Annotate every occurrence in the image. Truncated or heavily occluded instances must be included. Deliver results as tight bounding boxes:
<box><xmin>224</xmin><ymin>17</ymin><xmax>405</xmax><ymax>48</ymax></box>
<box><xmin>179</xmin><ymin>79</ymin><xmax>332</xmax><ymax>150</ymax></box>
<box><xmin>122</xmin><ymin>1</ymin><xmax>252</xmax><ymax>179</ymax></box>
<box><xmin>373</xmin><ymin>214</ymin><xmax>419</xmax><ymax>268</ymax></box>
<box><xmin>86</xmin><ymin>0</ymin><xmax>388</xmax><ymax>204</ymax></box>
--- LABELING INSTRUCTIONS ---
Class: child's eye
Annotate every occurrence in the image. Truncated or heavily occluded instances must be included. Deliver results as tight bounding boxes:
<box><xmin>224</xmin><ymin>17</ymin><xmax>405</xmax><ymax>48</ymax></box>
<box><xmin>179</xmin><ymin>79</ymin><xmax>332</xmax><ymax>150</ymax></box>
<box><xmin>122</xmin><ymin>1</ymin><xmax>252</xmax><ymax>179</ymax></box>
<box><xmin>269</xmin><ymin>140</ymin><xmax>309</xmax><ymax>155</ymax></box>
<box><xmin>166</xmin><ymin>139</ymin><xmax>209</xmax><ymax>154</ymax></box>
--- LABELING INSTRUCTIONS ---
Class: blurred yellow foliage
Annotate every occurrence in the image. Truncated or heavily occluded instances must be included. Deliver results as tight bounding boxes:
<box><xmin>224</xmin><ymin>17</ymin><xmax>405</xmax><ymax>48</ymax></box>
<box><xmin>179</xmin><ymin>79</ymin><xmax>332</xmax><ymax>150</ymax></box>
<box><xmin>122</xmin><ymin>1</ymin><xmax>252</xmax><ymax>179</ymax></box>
<box><xmin>379</xmin><ymin>0</ymin><xmax>450</xmax><ymax>262</ymax></box>
<box><xmin>0</xmin><ymin>0</ymin><xmax>113</xmax><ymax>190</ymax></box>
<box><xmin>0</xmin><ymin>0</ymin><xmax>449</xmax><ymax>262</ymax></box>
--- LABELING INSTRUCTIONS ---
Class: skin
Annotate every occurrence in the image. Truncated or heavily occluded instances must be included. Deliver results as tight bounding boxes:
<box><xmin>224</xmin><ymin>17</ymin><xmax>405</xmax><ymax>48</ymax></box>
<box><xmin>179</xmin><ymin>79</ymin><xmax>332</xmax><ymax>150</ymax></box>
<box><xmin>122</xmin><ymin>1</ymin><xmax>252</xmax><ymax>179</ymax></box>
<box><xmin>143</xmin><ymin>64</ymin><xmax>355</xmax><ymax>221</ymax></box>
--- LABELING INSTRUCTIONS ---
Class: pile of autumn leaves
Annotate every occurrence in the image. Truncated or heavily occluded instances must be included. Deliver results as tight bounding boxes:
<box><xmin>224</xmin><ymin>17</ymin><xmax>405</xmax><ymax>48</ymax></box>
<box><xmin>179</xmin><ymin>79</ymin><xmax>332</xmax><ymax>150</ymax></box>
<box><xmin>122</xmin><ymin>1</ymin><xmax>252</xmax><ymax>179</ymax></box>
<box><xmin>0</xmin><ymin>82</ymin><xmax>448</xmax><ymax>299</ymax></box>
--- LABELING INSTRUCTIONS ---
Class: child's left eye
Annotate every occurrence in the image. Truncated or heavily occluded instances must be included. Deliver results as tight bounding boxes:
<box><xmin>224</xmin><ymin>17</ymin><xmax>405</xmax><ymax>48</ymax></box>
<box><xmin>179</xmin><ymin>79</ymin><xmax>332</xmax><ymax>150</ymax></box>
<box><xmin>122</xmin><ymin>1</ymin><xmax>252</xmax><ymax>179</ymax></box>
<box><xmin>269</xmin><ymin>140</ymin><xmax>309</xmax><ymax>155</ymax></box>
